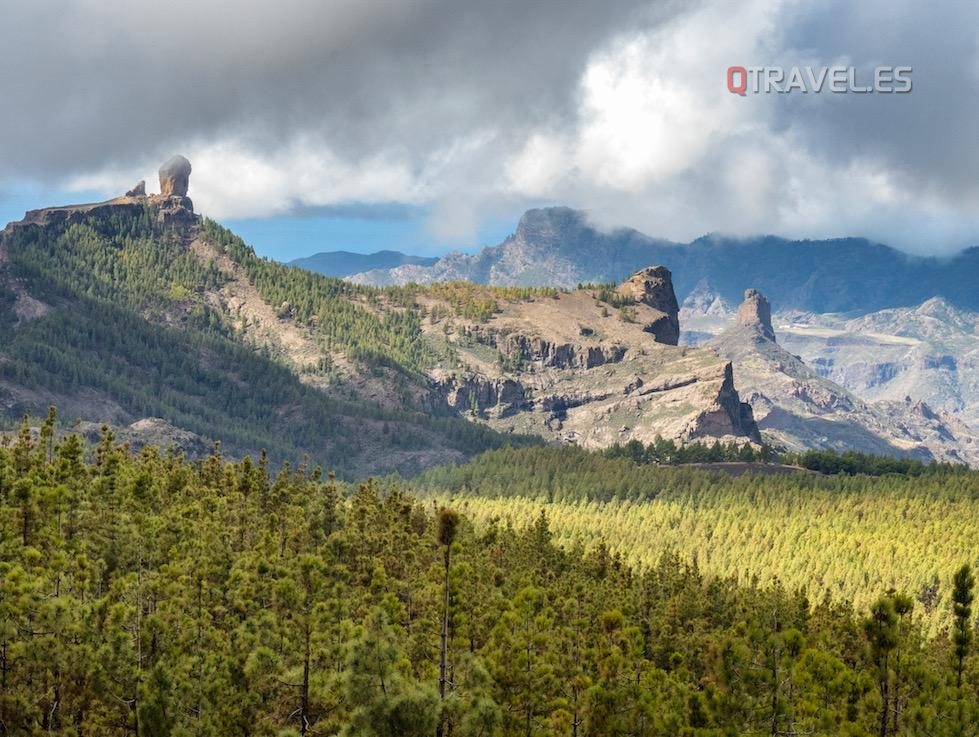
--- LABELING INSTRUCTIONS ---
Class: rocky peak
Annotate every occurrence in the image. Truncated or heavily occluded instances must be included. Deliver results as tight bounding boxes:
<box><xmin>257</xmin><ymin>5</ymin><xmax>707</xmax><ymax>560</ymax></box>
<box><xmin>616</xmin><ymin>266</ymin><xmax>680</xmax><ymax>345</ymax></box>
<box><xmin>159</xmin><ymin>155</ymin><xmax>192</xmax><ymax>197</ymax></box>
<box><xmin>736</xmin><ymin>288</ymin><xmax>776</xmax><ymax>342</ymax></box>
<box><xmin>5</xmin><ymin>157</ymin><xmax>198</xmax><ymax>235</ymax></box>
<box><xmin>155</xmin><ymin>156</ymin><xmax>195</xmax><ymax>226</ymax></box>
<box><xmin>512</xmin><ymin>207</ymin><xmax>589</xmax><ymax>253</ymax></box>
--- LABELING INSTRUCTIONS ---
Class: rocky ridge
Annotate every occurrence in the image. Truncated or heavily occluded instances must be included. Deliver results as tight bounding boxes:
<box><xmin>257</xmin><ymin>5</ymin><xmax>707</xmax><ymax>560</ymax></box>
<box><xmin>708</xmin><ymin>290</ymin><xmax>979</xmax><ymax>464</ymax></box>
<box><xmin>423</xmin><ymin>273</ymin><xmax>759</xmax><ymax>447</ymax></box>
<box><xmin>5</xmin><ymin>155</ymin><xmax>197</xmax><ymax>235</ymax></box>
<box><xmin>0</xmin><ymin>167</ymin><xmax>766</xmax><ymax>471</ymax></box>
<box><xmin>615</xmin><ymin>266</ymin><xmax>681</xmax><ymax>345</ymax></box>
<box><xmin>346</xmin><ymin>206</ymin><xmax>979</xmax><ymax>314</ymax></box>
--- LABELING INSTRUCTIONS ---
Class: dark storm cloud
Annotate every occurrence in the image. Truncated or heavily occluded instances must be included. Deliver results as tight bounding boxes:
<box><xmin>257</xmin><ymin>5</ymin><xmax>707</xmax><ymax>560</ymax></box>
<box><xmin>2</xmin><ymin>0</ymin><xmax>977</xmax><ymax>253</ymax></box>
<box><xmin>0</xmin><ymin>0</ymin><xmax>668</xmax><ymax>181</ymax></box>
<box><xmin>777</xmin><ymin>0</ymin><xmax>979</xmax><ymax>209</ymax></box>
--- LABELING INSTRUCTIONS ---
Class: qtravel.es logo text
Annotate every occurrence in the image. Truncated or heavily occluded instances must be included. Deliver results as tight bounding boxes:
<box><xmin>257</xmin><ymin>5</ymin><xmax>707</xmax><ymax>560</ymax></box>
<box><xmin>727</xmin><ymin>65</ymin><xmax>912</xmax><ymax>95</ymax></box>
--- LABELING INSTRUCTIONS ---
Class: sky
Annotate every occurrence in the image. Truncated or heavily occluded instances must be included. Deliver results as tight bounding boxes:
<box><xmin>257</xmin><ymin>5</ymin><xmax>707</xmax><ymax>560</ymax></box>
<box><xmin>1</xmin><ymin>0</ymin><xmax>977</xmax><ymax>260</ymax></box>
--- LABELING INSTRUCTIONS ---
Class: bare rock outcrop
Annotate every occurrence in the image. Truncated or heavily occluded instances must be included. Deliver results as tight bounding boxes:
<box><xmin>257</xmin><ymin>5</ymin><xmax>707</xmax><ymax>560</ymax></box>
<box><xmin>433</xmin><ymin>372</ymin><xmax>528</xmax><ymax>418</ymax></box>
<box><xmin>155</xmin><ymin>156</ymin><xmax>195</xmax><ymax>226</ymax></box>
<box><xmin>498</xmin><ymin>333</ymin><xmax>626</xmax><ymax>370</ymax></box>
<box><xmin>3</xmin><ymin>156</ymin><xmax>198</xmax><ymax>235</ymax></box>
<box><xmin>159</xmin><ymin>155</ymin><xmax>192</xmax><ymax>197</ymax></box>
<box><xmin>616</xmin><ymin>266</ymin><xmax>680</xmax><ymax>345</ymax></box>
<box><xmin>416</xmin><ymin>277</ymin><xmax>760</xmax><ymax>448</ymax></box>
<box><xmin>736</xmin><ymin>288</ymin><xmax>776</xmax><ymax>341</ymax></box>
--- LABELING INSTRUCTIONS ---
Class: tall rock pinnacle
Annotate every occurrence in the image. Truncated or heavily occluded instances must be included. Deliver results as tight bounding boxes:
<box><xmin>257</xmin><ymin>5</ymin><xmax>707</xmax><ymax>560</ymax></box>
<box><xmin>736</xmin><ymin>288</ymin><xmax>776</xmax><ymax>342</ymax></box>
<box><xmin>159</xmin><ymin>155</ymin><xmax>192</xmax><ymax>197</ymax></box>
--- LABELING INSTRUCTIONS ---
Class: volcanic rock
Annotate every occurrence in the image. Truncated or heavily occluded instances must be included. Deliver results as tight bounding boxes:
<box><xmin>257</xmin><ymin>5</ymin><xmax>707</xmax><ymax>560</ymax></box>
<box><xmin>736</xmin><ymin>288</ymin><xmax>776</xmax><ymax>342</ymax></box>
<box><xmin>126</xmin><ymin>180</ymin><xmax>146</xmax><ymax>197</ymax></box>
<box><xmin>159</xmin><ymin>155</ymin><xmax>192</xmax><ymax>197</ymax></box>
<box><xmin>616</xmin><ymin>266</ymin><xmax>680</xmax><ymax>345</ymax></box>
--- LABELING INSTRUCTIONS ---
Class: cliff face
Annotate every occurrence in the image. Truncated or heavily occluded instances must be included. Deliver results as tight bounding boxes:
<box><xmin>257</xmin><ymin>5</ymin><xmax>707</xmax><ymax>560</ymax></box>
<box><xmin>423</xmin><ymin>269</ymin><xmax>760</xmax><ymax>447</ymax></box>
<box><xmin>8</xmin><ymin>192</ymin><xmax>194</xmax><ymax>233</ymax></box>
<box><xmin>616</xmin><ymin>266</ymin><xmax>681</xmax><ymax>345</ymax></box>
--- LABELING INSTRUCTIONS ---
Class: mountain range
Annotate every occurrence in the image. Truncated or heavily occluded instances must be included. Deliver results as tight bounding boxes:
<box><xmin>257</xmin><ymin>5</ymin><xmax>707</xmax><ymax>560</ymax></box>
<box><xmin>0</xmin><ymin>169</ymin><xmax>761</xmax><ymax>476</ymax></box>
<box><xmin>0</xmin><ymin>187</ymin><xmax>524</xmax><ymax>477</ymax></box>
<box><xmin>680</xmin><ymin>284</ymin><xmax>979</xmax><ymax>436</ymax></box>
<box><xmin>707</xmin><ymin>289</ymin><xmax>978</xmax><ymax>464</ymax></box>
<box><xmin>328</xmin><ymin>206</ymin><xmax>979</xmax><ymax>461</ymax></box>
<box><xmin>345</xmin><ymin>207</ymin><xmax>979</xmax><ymax>314</ymax></box>
<box><xmin>3</xmin><ymin>171</ymin><xmax>976</xmax><ymax>469</ymax></box>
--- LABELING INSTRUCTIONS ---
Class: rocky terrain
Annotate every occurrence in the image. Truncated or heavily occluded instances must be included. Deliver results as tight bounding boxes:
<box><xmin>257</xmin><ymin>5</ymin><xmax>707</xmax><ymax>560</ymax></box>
<box><xmin>349</xmin><ymin>207</ymin><xmax>677</xmax><ymax>289</ymax></box>
<box><xmin>5</xmin><ymin>164</ymin><xmax>974</xmax><ymax>467</ymax></box>
<box><xmin>423</xmin><ymin>267</ymin><xmax>758</xmax><ymax>448</ymax></box>
<box><xmin>680</xmin><ymin>289</ymin><xmax>979</xmax><ymax>437</ymax></box>
<box><xmin>0</xmin><ymin>159</ymin><xmax>482</xmax><ymax>475</ymax></box>
<box><xmin>706</xmin><ymin>290</ymin><xmax>979</xmax><ymax>464</ymax></box>
<box><xmin>778</xmin><ymin>300</ymin><xmax>979</xmax><ymax>430</ymax></box>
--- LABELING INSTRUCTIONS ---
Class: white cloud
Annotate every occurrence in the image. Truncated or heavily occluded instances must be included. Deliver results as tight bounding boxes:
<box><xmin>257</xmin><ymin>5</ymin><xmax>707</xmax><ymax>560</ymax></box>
<box><xmin>67</xmin><ymin>138</ymin><xmax>426</xmax><ymax>219</ymax></box>
<box><xmin>46</xmin><ymin>0</ymin><xmax>979</xmax><ymax>253</ymax></box>
<box><xmin>500</xmin><ymin>0</ymin><xmax>979</xmax><ymax>254</ymax></box>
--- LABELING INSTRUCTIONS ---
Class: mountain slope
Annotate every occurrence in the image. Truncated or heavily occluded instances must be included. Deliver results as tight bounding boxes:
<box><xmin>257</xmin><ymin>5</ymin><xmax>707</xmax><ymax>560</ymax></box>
<box><xmin>0</xmin><ymin>194</ymin><xmax>524</xmax><ymax>476</ymax></box>
<box><xmin>0</xmin><ymin>173</ymin><xmax>763</xmax><ymax>473</ymax></box>
<box><xmin>289</xmin><ymin>249</ymin><xmax>437</xmax><ymax>278</ymax></box>
<box><xmin>419</xmin><ymin>268</ymin><xmax>758</xmax><ymax>448</ymax></box>
<box><xmin>351</xmin><ymin>207</ymin><xmax>979</xmax><ymax>313</ymax></box>
<box><xmin>351</xmin><ymin>207</ymin><xmax>679</xmax><ymax>289</ymax></box>
<box><xmin>777</xmin><ymin>298</ymin><xmax>979</xmax><ymax>429</ymax></box>
<box><xmin>707</xmin><ymin>290</ymin><xmax>979</xmax><ymax>464</ymax></box>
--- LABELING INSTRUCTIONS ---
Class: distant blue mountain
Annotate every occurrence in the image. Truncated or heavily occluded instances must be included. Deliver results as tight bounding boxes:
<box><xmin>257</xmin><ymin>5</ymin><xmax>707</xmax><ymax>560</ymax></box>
<box><xmin>288</xmin><ymin>249</ymin><xmax>437</xmax><ymax>278</ymax></box>
<box><xmin>353</xmin><ymin>207</ymin><xmax>979</xmax><ymax>314</ymax></box>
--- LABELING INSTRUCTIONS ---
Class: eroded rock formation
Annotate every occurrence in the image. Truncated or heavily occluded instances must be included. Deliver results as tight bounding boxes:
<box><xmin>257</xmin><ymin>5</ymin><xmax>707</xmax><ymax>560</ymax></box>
<box><xmin>736</xmin><ymin>288</ymin><xmax>776</xmax><ymax>341</ymax></box>
<box><xmin>420</xmin><ymin>279</ymin><xmax>760</xmax><ymax>447</ymax></box>
<box><xmin>616</xmin><ymin>266</ymin><xmax>680</xmax><ymax>345</ymax></box>
<box><xmin>155</xmin><ymin>156</ymin><xmax>195</xmax><ymax>226</ymax></box>
<box><xmin>159</xmin><ymin>155</ymin><xmax>192</xmax><ymax>197</ymax></box>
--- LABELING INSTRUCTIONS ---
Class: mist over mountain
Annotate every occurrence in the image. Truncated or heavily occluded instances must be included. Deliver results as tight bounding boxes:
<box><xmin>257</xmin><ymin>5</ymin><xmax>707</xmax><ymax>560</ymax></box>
<box><xmin>350</xmin><ymin>207</ymin><xmax>979</xmax><ymax>314</ymax></box>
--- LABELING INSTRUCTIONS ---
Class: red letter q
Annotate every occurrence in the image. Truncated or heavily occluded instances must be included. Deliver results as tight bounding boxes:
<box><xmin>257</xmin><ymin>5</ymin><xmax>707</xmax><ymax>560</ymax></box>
<box><xmin>727</xmin><ymin>66</ymin><xmax>748</xmax><ymax>96</ymax></box>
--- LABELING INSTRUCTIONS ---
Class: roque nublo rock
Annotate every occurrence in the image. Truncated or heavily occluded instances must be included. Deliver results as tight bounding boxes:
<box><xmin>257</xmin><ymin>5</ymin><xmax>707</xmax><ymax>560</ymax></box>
<box><xmin>159</xmin><ymin>155</ymin><xmax>192</xmax><ymax>197</ymax></box>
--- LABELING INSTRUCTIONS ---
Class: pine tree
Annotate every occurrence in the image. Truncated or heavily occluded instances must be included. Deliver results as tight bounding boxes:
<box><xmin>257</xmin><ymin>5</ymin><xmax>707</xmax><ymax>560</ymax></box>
<box><xmin>344</xmin><ymin>610</ymin><xmax>439</xmax><ymax>737</ymax></box>
<box><xmin>865</xmin><ymin>595</ymin><xmax>899</xmax><ymax>737</ymax></box>
<box><xmin>952</xmin><ymin>564</ymin><xmax>975</xmax><ymax>689</ymax></box>
<box><xmin>437</xmin><ymin>508</ymin><xmax>460</xmax><ymax>737</ymax></box>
